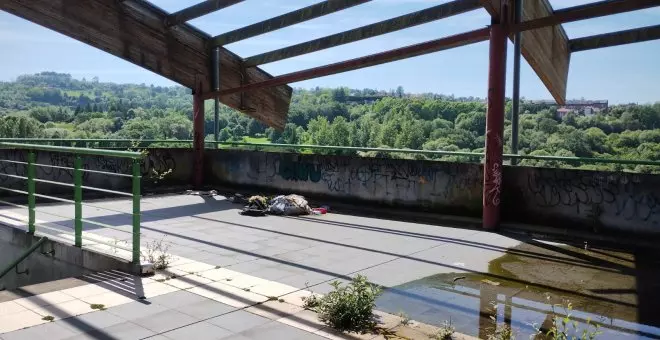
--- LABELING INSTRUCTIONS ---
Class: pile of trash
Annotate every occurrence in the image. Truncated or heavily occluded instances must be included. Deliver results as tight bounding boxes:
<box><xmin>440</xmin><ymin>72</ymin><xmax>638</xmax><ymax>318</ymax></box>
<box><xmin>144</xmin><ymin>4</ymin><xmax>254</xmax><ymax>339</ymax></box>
<box><xmin>229</xmin><ymin>193</ymin><xmax>328</xmax><ymax>217</ymax></box>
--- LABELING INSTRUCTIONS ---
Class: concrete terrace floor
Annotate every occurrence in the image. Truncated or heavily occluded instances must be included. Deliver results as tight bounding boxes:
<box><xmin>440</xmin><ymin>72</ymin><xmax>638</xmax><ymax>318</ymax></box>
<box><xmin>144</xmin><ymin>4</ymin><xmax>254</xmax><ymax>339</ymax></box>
<box><xmin>3</xmin><ymin>194</ymin><xmax>522</xmax><ymax>293</ymax></box>
<box><xmin>0</xmin><ymin>194</ymin><xmax>524</xmax><ymax>339</ymax></box>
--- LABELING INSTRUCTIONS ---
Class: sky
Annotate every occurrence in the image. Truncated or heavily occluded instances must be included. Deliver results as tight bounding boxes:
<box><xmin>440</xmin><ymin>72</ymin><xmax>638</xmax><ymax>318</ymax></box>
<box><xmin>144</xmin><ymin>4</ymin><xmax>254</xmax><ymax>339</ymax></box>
<box><xmin>0</xmin><ymin>0</ymin><xmax>659</xmax><ymax>104</ymax></box>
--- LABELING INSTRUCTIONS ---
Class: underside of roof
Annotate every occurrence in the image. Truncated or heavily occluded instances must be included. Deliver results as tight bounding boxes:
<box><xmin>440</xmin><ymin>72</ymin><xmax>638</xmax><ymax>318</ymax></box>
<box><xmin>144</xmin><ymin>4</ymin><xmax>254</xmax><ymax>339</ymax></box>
<box><xmin>2</xmin><ymin>0</ymin><xmax>658</xmax><ymax>129</ymax></box>
<box><xmin>0</xmin><ymin>0</ymin><xmax>292</xmax><ymax>129</ymax></box>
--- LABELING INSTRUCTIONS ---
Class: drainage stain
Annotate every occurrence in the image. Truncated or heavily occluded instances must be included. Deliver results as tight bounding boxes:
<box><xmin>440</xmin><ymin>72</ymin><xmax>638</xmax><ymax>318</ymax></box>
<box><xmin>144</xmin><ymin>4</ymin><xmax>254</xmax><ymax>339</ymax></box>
<box><xmin>376</xmin><ymin>240</ymin><xmax>660</xmax><ymax>339</ymax></box>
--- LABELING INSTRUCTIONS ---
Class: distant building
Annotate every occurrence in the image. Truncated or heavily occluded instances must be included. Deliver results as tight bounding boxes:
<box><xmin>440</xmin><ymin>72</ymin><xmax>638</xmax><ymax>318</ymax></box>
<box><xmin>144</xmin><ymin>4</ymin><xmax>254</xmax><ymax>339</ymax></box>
<box><xmin>556</xmin><ymin>107</ymin><xmax>573</xmax><ymax>119</ymax></box>
<box><xmin>528</xmin><ymin>99</ymin><xmax>608</xmax><ymax>119</ymax></box>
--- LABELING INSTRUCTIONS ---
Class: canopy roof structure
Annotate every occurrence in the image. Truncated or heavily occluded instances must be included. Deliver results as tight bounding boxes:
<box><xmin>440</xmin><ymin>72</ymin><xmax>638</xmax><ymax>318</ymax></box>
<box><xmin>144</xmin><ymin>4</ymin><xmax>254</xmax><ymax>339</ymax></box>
<box><xmin>2</xmin><ymin>0</ymin><xmax>658</xmax><ymax>129</ymax></box>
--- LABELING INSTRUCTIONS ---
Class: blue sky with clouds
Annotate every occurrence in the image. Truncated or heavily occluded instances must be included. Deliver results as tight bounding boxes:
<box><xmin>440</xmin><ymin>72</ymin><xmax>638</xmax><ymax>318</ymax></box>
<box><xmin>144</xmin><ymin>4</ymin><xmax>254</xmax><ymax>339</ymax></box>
<box><xmin>0</xmin><ymin>0</ymin><xmax>658</xmax><ymax>104</ymax></box>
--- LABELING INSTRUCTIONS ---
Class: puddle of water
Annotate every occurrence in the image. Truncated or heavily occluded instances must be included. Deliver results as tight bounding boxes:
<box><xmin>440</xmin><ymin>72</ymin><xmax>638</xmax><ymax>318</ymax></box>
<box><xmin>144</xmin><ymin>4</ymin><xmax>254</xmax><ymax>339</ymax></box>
<box><xmin>376</xmin><ymin>240</ymin><xmax>660</xmax><ymax>339</ymax></box>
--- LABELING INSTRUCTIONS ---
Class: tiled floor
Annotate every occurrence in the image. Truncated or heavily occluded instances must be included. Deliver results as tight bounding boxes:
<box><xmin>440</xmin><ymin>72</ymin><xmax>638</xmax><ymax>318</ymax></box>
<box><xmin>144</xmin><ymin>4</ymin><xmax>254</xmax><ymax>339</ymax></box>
<box><xmin>2</xmin><ymin>194</ymin><xmax>521</xmax><ymax>293</ymax></box>
<box><xmin>0</xmin><ymin>194</ymin><xmax>517</xmax><ymax>339</ymax></box>
<box><xmin>0</xmin><ymin>261</ymin><xmax>337</xmax><ymax>339</ymax></box>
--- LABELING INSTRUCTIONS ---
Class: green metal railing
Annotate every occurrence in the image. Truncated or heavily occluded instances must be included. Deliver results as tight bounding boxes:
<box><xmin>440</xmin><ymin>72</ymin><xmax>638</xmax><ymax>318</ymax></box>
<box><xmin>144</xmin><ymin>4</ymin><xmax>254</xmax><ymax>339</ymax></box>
<box><xmin>1</xmin><ymin>138</ymin><xmax>659</xmax><ymax>167</ymax></box>
<box><xmin>0</xmin><ymin>142</ymin><xmax>144</xmax><ymax>263</ymax></box>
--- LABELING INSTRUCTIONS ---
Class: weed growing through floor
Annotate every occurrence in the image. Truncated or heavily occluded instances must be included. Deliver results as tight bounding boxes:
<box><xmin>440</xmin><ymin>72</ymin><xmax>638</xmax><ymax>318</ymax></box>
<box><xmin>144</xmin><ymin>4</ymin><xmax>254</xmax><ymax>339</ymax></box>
<box><xmin>533</xmin><ymin>298</ymin><xmax>601</xmax><ymax>340</ymax></box>
<box><xmin>302</xmin><ymin>275</ymin><xmax>381</xmax><ymax>334</ymax></box>
<box><xmin>431</xmin><ymin>320</ymin><xmax>455</xmax><ymax>340</ymax></box>
<box><xmin>278</xmin><ymin>298</ymin><xmax>285</xmax><ymax>303</ymax></box>
<box><xmin>110</xmin><ymin>238</ymin><xmax>128</xmax><ymax>254</ymax></box>
<box><xmin>397</xmin><ymin>311</ymin><xmax>412</xmax><ymax>326</ymax></box>
<box><xmin>90</xmin><ymin>304</ymin><xmax>106</xmax><ymax>310</ymax></box>
<box><xmin>42</xmin><ymin>315</ymin><xmax>54</xmax><ymax>322</ymax></box>
<box><xmin>140</xmin><ymin>236</ymin><xmax>173</xmax><ymax>270</ymax></box>
<box><xmin>487</xmin><ymin>320</ymin><xmax>516</xmax><ymax>340</ymax></box>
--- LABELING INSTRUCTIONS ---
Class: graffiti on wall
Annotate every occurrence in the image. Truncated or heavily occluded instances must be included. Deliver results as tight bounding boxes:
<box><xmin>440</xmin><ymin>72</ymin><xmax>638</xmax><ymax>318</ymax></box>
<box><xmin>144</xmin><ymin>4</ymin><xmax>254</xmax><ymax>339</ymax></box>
<box><xmin>0</xmin><ymin>149</ymin><xmax>178</xmax><ymax>190</ymax></box>
<box><xmin>527</xmin><ymin>170</ymin><xmax>659</xmax><ymax>223</ymax></box>
<box><xmin>222</xmin><ymin>152</ymin><xmax>483</xmax><ymax>204</ymax></box>
<box><xmin>0</xmin><ymin>150</ymin><xmax>27</xmax><ymax>187</ymax></box>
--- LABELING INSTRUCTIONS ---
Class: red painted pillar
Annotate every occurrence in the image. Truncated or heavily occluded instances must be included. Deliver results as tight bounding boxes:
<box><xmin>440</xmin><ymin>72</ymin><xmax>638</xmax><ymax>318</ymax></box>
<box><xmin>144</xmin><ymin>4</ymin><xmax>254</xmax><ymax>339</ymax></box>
<box><xmin>483</xmin><ymin>22</ymin><xmax>507</xmax><ymax>230</ymax></box>
<box><xmin>192</xmin><ymin>82</ymin><xmax>205</xmax><ymax>188</ymax></box>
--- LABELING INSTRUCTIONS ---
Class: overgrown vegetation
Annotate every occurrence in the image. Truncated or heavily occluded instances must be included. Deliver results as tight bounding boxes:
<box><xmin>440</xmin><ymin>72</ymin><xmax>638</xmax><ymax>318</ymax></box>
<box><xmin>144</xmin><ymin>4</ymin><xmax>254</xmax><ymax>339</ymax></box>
<box><xmin>397</xmin><ymin>311</ymin><xmax>412</xmax><ymax>326</ymax></box>
<box><xmin>487</xmin><ymin>321</ymin><xmax>516</xmax><ymax>340</ymax></box>
<box><xmin>302</xmin><ymin>275</ymin><xmax>382</xmax><ymax>334</ymax></box>
<box><xmin>140</xmin><ymin>236</ymin><xmax>173</xmax><ymax>270</ymax></box>
<box><xmin>534</xmin><ymin>299</ymin><xmax>601</xmax><ymax>340</ymax></box>
<box><xmin>1</xmin><ymin>72</ymin><xmax>658</xmax><ymax>172</ymax></box>
<box><xmin>431</xmin><ymin>320</ymin><xmax>455</xmax><ymax>340</ymax></box>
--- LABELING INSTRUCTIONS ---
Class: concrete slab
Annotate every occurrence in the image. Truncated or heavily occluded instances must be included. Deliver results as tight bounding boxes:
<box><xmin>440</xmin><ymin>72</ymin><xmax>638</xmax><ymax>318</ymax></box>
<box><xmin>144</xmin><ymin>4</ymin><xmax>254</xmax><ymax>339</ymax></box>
<box><xmin>207</xmin><ymin>310</ymin><xmax>271</xmax><ymax>333</ymax></box>
<box><xmin>160</xmin><ymin>321</ymin><xmax>233</xmax><ymax>340</ymax></box>
<box><xmin>1</xmin><ymin>194</ymin><xmax>533</xmax><ymax>340</ymax></box>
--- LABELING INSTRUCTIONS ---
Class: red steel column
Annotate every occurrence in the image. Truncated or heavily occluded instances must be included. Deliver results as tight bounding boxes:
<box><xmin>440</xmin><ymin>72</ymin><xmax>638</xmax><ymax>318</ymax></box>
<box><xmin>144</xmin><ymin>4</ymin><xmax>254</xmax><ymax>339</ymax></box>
<box><xmin>483</xmin><ymin>21</ymin><xmax>507</xmax><ymax>230</ymax></box>
<box><xmin>193</xmin><ymin>82</ymin><xmax>205</xmax><ymax>188</ymax></box>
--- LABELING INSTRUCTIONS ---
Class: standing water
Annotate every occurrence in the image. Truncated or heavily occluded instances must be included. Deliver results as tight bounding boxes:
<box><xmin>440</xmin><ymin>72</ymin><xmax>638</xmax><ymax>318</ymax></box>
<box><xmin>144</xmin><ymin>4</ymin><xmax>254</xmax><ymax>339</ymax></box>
<box><xmin>376</xmin><ymin>240</ymin><xmax>660</xmax><ymax>339</ymax></box>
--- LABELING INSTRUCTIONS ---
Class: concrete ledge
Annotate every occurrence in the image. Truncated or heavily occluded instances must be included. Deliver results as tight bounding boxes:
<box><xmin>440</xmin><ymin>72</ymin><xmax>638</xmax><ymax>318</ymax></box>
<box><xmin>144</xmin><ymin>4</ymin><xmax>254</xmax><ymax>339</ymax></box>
<box><xmin>0</xmin><ymin>223</ymin><xmax>136</xmax><ymax>291</ymax></box>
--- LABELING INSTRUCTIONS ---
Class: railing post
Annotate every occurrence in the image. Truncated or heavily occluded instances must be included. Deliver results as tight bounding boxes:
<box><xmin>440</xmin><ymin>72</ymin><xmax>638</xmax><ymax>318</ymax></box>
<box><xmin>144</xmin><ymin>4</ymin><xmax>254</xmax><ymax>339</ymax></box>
<box><xmin>27</xmin><ymin>151</ymin><xmax>36</xmax><ymax>234</ymax></box>
<box><xmin>73</xmin><ymin>155</ymin><xmax>83</xmax><ymax>247</ymax></box>
<box><xmin>132</xmin><ymin>159</ymin><xmax>141</xmax><ymax>264</ymax></box>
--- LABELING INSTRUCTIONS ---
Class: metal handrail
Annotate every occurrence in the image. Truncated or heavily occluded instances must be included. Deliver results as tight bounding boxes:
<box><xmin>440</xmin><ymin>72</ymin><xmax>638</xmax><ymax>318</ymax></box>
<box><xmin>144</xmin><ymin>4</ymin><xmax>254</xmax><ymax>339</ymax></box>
<box><xmin>0</xmin><ymin>237</ymin><xmax>48</xmax><ymax>280</ymax></box>
<box><xmin>0</xmin><ymin>142</ymin><xmax>144</xmax><ymax>263</ymax></box>
<box><xmin>0</xmin><ymin>142</ymin><xmax>143</xmax><ymax>159</ymax></box>
<box><xmin>213</xmin><ymin>141</ymin><xmax>660</xmax><ymax>167</ymax></box>
<box><xmin>1</xmin><ymin>138</ymin><xmax>659</xmax><ymax>167</ymax></box>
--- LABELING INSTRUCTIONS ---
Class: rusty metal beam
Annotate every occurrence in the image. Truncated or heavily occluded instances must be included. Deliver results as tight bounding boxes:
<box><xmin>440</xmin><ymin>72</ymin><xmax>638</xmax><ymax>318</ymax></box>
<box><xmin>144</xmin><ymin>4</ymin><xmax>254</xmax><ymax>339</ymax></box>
<box><xmin>210</xmin><ymin>0</ymin><xmax>371</xmax><ymax>46</ymax></box>
<box><xmin>515</xmin><ymin>0</ymin><xmax>660</xmax><ymax>34</ymax></box>
<box><xmin>203</xmin><ymin>27</ymin><xmax>489</xmax><ymax>99</ymax></box>
<box><xmin>243</xmin><ymin>0</ymin><xmax>482</xmax><ymax>67</ymax></box>
<box><xmin>165</xmin><ymin>0</ymin><xmax>244</xmax><ymax>27</ymax></box>
<box><xmin>570</xmin><ymin>24</ymin><xmax>660</xmax><ymax>52</ymax></box>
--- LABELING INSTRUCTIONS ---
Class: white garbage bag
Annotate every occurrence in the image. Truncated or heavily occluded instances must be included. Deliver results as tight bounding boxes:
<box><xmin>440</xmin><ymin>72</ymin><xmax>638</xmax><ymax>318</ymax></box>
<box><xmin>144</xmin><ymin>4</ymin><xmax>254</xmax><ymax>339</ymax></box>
<box><xmin>268</xmin><ymin>194</ymin><xmax>311</xmax><ymax>216</ymax></box>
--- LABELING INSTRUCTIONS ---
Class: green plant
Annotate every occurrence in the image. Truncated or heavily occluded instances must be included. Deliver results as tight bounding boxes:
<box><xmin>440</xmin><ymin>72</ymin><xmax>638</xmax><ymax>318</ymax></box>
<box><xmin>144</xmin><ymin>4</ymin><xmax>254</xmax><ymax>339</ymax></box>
<box><xmin>140</xmin><ymin>236</ymin><xmax>173</xmax><ymax>270</ymax></box>
<box><xmin>110</xmin><ymin>238</ymin><xmax>127</xmax><ymax>254</ymax></box>
<box><xmin>90</xmin><ymin>304</ymin><xmax>106</xmax><ymax>310</ymax></box>
<box><xmin>487</xmin><ymin>321</ymin><xmax>515</xmax><ymax>340</ymax></box>
<box><xmin>127</xmin><ymin>140</ymin><xmax>172</xmax><ymax>185</ymax></box>
<box><xmin>534</xmin><ymin>300</ymin><xmax>601</xmax><ymax>340</ymax></box>
<box><xmin>397</xmin><ymin>311</ymin><xmax>412</xmax><ymax>326</ymax></box>
<box><xmin>303</xmin><ymin>275</ymin><xmax>381</xmax><ymax>333</ymax></box>
<box><xmin>432</xmin><ymin>320</ymin><xmax>455</xmax><ymax>340</ymax></box>
<box><xmin>42</xmin><ymin>315</ymin><xmax>54</xmax><ymax>322</ymax></box>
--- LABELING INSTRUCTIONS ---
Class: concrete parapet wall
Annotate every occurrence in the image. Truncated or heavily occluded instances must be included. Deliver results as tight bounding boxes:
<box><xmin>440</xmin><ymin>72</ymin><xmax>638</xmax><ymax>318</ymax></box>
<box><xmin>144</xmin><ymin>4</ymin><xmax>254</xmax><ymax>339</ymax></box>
<box><xmin>207</xmin><ymin>150</ymin><xmax>660</xmax><ymax>235</ymax></box>
<box><xmin>1</xmin><ymin>148</ymin><xmax>658</xmax><ymax>235</ymax></box>
<box><xmin>207</xmin><ymin>150</ymin><xmax>484</xmax><ymax>216</ymax></box>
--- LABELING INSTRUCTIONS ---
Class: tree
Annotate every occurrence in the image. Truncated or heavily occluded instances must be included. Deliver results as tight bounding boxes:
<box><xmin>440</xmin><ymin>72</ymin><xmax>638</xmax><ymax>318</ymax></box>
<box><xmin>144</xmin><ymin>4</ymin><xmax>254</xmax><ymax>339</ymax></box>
<box><xmin>232</xmin><ymin>125</ymin><xmax>245</xmax><ymax>138</ymax></box>
<box><xmin>396</xmin><ymin>86</ymin><xmax>404</xmax><ymax>98</ymax></box>
<box><xmin>455</xmin><ymin>111</ymin><xmax>486</xmax><ymax>135</ymax></box>
<box><xmin>247</xmin><ymin>119</ymin><xmax>265</xmax><ymax>136</ymax></box>
<box><xmin>218</xmin><ymin>127</ymin><xmax>232</xmax><ymax>141</ymax></box>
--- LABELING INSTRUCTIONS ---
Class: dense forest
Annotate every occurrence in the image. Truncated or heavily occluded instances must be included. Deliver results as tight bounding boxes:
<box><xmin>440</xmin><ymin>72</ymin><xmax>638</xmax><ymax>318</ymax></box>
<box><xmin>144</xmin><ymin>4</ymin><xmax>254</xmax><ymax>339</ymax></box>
<box><xmin>1</xmin><ymin>72</ymin><xmax>659</xmax><ymax>173</ymax></box>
